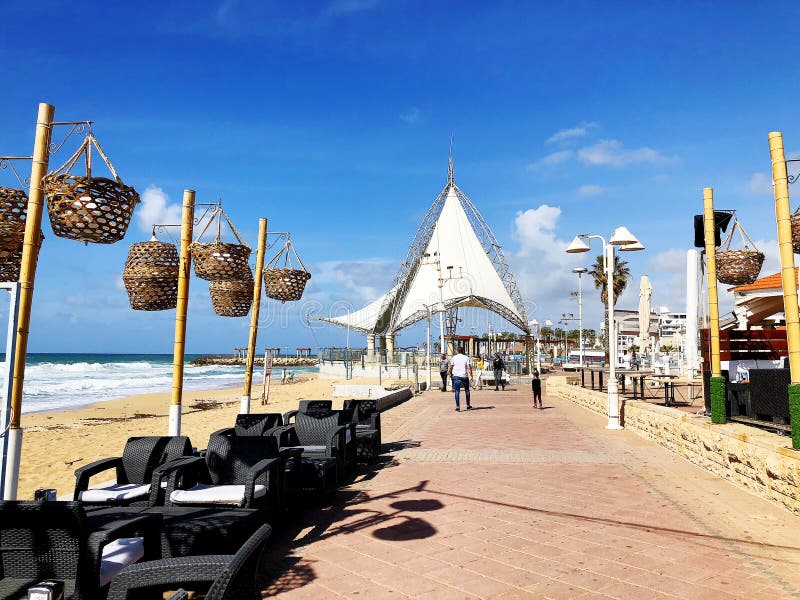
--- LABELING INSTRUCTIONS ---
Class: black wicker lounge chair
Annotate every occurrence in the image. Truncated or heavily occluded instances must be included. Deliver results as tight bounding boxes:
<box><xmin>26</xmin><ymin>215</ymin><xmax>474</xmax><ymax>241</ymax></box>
<box><xmin>74</xmin><ymin>436</ymin><xmax>194</xmax><ymax>507</ymax></box>
<box><xmin>279</xmin><ymin>411</ymin><xmax>354</xmax><ymax>491</ymax></box>
<box><xmin>107</xmin><ymin>523</ymin><xmax>271</xmax><ymax>600</ymax></box>
<box><xmin>0</xmin><ymin>500</ymin><xmax>159</xmax><ymax>600</ymax></box>
<box><xmin>213</xmin><ymin>413</ymin><xmax>284</xmax><ymax>438</ymax></box>
<box><xmin>343</xmin><ymin>399</ymin><xmax>381</xmax><ymax>463</ymax></box>
<box><xmin>162</xmin><ymin>435</ymin><xmax>282</xmax><ymax>512</ymax></box>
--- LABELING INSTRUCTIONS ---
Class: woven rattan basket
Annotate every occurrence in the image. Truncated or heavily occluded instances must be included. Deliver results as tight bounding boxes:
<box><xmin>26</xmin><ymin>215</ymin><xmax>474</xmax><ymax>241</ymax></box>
<box><xmin>210</xmin><ymin>269</ymin><xmax>254</xmax><ymax>317</ymax></box>
<box><xmin>0</xmin><ymin>187</ymin><xmax>28</xmax><ymax>250</ymax></box>
<box><xmin>43</xmin><ymin>135</ymin><xmax>139</xmax><ymax>244</ymax></box>
<box><xmin>716</xmin><ymin>218</ymin><xmax>765</xmax><ymax>286</ymax></box>
<box><xmin>264</xmin><ymin>268</ymin><xmax>311</xmax><ymax>302</ymax></box>
<box><xmin>791</xmin><ymin>208</ymin><xmax>800</xmax><ymax>254</ymax></box>
<box><xmin>263</xmin><ymin>238</ymin><xmax>311</xmax><ymax>302</ymax></box>
<box><xmin>122</xmin><ymin>239</ymin><xmax>180</xmax><ymax>311</ymax></box>
<box><xmin>189</xmin><ymin>206</ymin><xmax>251</xmax><ymax>281</ymax></box>
<box><xmin>190</xmin><ymin>241</ymin><xmax>251</xmax><ymax>281</ymax></box>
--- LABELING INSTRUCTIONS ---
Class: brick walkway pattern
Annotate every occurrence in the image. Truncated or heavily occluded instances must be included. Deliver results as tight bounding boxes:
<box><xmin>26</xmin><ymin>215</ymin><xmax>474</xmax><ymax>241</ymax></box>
<box><xmin>260</xmin><ymin>381</ymin><xmax>800</xmax><ymax>599</ymax></box>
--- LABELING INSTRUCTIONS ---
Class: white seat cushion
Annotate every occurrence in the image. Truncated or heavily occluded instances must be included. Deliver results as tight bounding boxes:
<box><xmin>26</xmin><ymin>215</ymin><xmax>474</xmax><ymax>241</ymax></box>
<box><xmin>100</xmin><ymin>537</ymin><xmax>144</xmax><ymax>586</ymax></box>
<box><xmin>285</xmin><ymin>445</ymin><xmax>327</xmax><ymax>453</ymax></box>
<box><xmin>170</xmin><ymin>483</ymin><xmax>267</xmax><ymax>506</ymax></box>
<box><xmin>79</xmin><ymin>483</ymin><xmax>151</xmax><ymax>503</ymax></box>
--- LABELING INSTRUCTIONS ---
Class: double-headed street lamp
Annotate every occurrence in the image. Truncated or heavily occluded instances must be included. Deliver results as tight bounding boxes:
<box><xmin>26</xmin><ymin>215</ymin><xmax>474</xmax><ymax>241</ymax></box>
<box><xmin>529</xmin><ymin>318</ymin><xmax>552</xmax><ymax>374</ymax></box>
<box><xmin>566</xmin><ymin>227</ymin><xmax>644</xmax><ymax>429</ymax></box>
<box><xmin>572</xmin><ymin>267</ymin><xmax>588</xmax><ymax>367</ymax></box>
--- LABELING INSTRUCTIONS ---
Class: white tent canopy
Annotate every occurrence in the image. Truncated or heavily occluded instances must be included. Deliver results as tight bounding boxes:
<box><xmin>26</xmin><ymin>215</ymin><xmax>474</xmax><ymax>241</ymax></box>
<box><xmin>317</xmin><ymin>158</ymin><xmax>529</xmax><ymax>335</ymax></box>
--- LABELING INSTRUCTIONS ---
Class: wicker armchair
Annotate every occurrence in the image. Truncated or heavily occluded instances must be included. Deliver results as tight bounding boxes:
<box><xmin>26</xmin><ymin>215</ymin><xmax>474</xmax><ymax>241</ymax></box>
<box><xmin>162</xmin><ymin>435</ymin><xmax>282</xmax><ymax>512</ymax></box>
<box><xmin>343</xmin><ymin>399</ymin><xmax>381</xmax><ymax>463</ymax></box>
<box><xmin>107</xmin><ymin>524</ymin><xmax>271</xmax><ymax>600</ymax></box>
<box><xmin>213</xmin><ymin>413</ymin><xmax>283</xmax><ymax>438</ymax></box>
<box><xmin>0</xmin><ymin>500</ymin><xmax>159</xmax><ymax>600</ymax></box>
<box><xmin>74</xmin><ymin>436</ymin><xmax>194</xmax><ymax>507</ymax></box>
<box><xmin>282</xmin><ymin>400</ymin><xmax>333</xmax><ymax>424</ymax></box>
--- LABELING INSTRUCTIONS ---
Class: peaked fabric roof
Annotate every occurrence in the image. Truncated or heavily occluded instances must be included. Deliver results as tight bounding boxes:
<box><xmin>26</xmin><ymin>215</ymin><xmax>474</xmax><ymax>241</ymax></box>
<box><xmin>318</xmin><ymin>162</ymin><xmax>530</xmax><ymax>335</ymax></box>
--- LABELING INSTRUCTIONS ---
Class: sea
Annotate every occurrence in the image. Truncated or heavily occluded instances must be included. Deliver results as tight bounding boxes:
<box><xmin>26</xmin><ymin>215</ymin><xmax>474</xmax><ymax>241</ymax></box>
<box><xmin>0</xmin><ymin>353</ymin><xmax>318</xmax><ymax>414</ymax></box>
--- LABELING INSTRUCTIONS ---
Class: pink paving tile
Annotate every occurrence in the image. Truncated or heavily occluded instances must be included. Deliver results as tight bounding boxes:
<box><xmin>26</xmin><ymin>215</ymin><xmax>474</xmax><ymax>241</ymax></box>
<box><xmin>260</xmin><ymin>383</ymin><xmax>800</xmax><ymax>598</ymax></box>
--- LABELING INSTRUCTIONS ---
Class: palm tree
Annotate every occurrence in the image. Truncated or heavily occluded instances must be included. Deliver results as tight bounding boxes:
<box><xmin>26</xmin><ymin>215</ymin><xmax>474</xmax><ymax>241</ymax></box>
<box><xmin>589</xmin><ymin>254</ymin><xmax>632</xmax><ymax>360</ymax></box>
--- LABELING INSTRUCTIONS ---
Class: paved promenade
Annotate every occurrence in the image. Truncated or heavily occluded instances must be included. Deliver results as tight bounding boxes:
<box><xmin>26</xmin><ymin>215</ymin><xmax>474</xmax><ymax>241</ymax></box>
<box><xmin>261</xmin><ymin>381</ymin><xmax>800</xmax><ymax>599</ymax></box>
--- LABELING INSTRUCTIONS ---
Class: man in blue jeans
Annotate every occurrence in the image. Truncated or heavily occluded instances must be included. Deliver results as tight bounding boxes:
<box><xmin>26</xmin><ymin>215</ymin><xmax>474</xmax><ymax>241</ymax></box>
<box><xmin>448</xmin><ymin>346</ymin><xmax>473</xmax><ymax>411</ymax></box>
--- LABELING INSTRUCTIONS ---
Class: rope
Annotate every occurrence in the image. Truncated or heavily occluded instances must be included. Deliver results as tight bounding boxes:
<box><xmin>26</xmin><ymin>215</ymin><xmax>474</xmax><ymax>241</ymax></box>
<box><xmin>192</xmin><ymin>205</ymin><xmax>250</xmax><ymax>247</ymax></box>
<box><xmin>720</xmin><ymin>217</ymin><xmax>760</xmax><ymax>252</ymax></box>
<box><xmin>266</xmin><ymin>238</ymin><xmax>308</xmax><ymax>272</ymax></box>
<box><xmin>49</xmin><ymin>135</ymin><xmax>122</xmax><ymax>182</ymax></box>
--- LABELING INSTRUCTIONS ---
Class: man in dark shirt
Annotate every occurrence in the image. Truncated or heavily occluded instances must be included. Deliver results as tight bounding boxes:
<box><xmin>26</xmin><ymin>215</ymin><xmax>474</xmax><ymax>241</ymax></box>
<box><xmin>492</xmin><ymin>353</ymin><xmax>505</xmax><ymax>391</ymax></box>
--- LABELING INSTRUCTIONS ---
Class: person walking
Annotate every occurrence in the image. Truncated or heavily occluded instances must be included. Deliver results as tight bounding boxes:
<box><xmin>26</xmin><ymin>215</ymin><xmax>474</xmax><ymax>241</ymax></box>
<box><xmin>532</xmin><ymin>370</ymin><xmax>542</xmax><ymax>409</ymax></box>
<box><xmin>448</xmin><ymin>345</ymin><xmax>473</xmax><ymax>411</ymax></box>
<box><xmin>439</xmin><ymin>354</ymin><xmax>451</xmax><ymax>392</ymax></box>
<box><xmin>492</xmin><ymin>352</ymin><xmax>505</xmax><ymax>391</ymax></box>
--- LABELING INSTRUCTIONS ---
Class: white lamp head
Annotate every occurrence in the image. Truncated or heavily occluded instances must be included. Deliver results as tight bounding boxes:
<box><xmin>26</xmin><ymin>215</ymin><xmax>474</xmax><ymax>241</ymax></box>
<box><xmin>609</xmin><ymin>226</ymin><xmax>639</xmax><ymax>246</ymax></box>
<box><xmin>529</xmin><ymin>319</ymin><xmax>539</xmax><ymax>327</ymax></box>
<box><xmin>572</xmin><ymin>266</ymin><xmax>588</xmax><ymax>274</ymax></box>
<box><xmin>544</xmin><ymin>319</ymin><xmax>553</xmax><ymax>326</ymax></box>
<box><xmin>619</xmin><ymin>240</ymin><xmax>645</xmax><ymax>252</ymax></box>
<box><xmin>566</xmin><ymin>235</ymin><xmax>591</xmax><ymax>253</ymax></box>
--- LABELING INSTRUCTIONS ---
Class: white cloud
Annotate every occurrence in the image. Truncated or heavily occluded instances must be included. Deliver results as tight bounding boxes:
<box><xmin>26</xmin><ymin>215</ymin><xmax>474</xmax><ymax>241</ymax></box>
<box><xmin>647</xmin><ymin>249</ymin><xmax>687</xmax><ymax>274</ymax></box>
<box><xmin>577</xmin><ymin>139</ymin><xmax>678</xmax><ymax>168</ymax></box>
<box><xmin>546</xmin><ymin>121</ymin><xmax>597</xmax><ymax>144</ymax></box>
<box><xmin>577</xmin><ymin>184</ymin><xmax>608</xmax><ymax>197</ymax></box>
<box><xmin>527</xmin><ymin>150</ymin><xmax>573</xmax><ymax>171</ymax></box>
<box><xmin>308</xmin><ymin>258</ymin><xmax>395</xmax><ymax>306</ymax></box>
<box><xmin>135</xmin><ymin>186</ymin><xmax>182</xmax><ymax>234</ymax></box>
<box><xmin>745</xmin><ymin>172</ymin><xmax>772</xmax><ymax>197</ymax></box>
<box><xmin>400</xmin><ymin>107</ymin><xmax>421</xmax><ymax>124</ymax></box>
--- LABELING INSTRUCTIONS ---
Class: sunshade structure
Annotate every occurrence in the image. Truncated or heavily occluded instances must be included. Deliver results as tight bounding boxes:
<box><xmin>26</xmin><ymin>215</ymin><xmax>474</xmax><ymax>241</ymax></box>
<box><xmin>317</xmin><ymin>156</ymin><xmax>530</xmax><ymax>336</ymax></box>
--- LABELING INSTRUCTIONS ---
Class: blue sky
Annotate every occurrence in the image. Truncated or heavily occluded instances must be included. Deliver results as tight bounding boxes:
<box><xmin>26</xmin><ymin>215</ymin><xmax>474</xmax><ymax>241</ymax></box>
<box><xmin>1</xmin><ymin>1</ymin><xmax>799</xmax><ymax>353</ymax></box>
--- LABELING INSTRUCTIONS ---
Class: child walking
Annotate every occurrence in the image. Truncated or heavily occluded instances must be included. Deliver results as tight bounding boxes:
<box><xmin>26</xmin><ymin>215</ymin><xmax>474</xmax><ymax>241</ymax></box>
<box><xmin>532</xmin><ymin>370</ymin><xmax>542</xmax><ymax>409</ymax></box>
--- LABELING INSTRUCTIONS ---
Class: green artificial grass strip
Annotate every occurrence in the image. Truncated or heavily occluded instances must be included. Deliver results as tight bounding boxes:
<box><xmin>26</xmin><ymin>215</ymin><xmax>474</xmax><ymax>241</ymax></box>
<box><xmin>789</xmin><ymin>383</ymin><xmax>800</xmax><ymax>449</ymax></box>
<box><xmin>710</xmin><ymin>376</ymin><xmax>726</xmax><ymax>424</ymax></box>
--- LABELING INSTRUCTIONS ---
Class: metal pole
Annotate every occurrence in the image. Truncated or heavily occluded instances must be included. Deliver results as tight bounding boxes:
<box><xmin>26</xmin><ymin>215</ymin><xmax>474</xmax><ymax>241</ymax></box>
<box><xmin>578</xmin><ymin>272</ymin><xmax>584</xmax><ymax>368</ymax></box>
<box><xmin>426</xmin><ymin>306</ymin><xmax>432</xmax><ymax>390</ymax></box>
<box><xmin>241</xmin><ymin>218</ymin><xmax>267</xmax><ymax>414</ymax></box>
<box><xmin>702</xmin><ymin>187</ymin><xmax>725</xmax><ymax>424</ymax></box>
<box><xmin>0</xmin><ymin>283</ymin><xmax>20</xmax><ymax>499</ymax></box>
<box><xmin>606</xmin><ymin>242</ymin><xmax>622</xmax><ymax>429</ymax></box>
<box><xmin>6</xmin><ymin>103</ymin><xmax>54</xmax><ymax>500</ymax></box>
<box><xmin>769</xmin><ymin>132</ymin><xmax>800</xmax><ymax>448</ymax></box>
<box><xmin>169</xmin><ymin>190</ymin><xmax>195</xmax><ymax>436</ymax></box>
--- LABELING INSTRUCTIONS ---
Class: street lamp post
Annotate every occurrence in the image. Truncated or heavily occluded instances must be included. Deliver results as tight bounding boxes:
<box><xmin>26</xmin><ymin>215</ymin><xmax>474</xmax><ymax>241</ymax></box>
<box><xmin>572</xmin><ymin>267</ymin><xmax>588</xmax><ymax>368</ymax></box>
<box><xmin>567</xmin><ymin>227</ymin><xmax>644</xmax><ymax>429</ymax></box>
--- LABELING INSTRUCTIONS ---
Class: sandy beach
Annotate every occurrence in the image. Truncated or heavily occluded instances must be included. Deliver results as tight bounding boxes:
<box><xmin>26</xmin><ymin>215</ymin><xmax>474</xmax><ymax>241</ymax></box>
<box><xmin>16</xmin><ymin>374</ymin><xmax>404</xmax><ymax>501</ymax></box>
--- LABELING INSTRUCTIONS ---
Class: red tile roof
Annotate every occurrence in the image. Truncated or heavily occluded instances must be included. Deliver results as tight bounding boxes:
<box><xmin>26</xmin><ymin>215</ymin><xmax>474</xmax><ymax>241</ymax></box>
<box><xmin>731</xmin><ymin>268</ymin><xmax>798</xmax><ymax>292</ymax></box>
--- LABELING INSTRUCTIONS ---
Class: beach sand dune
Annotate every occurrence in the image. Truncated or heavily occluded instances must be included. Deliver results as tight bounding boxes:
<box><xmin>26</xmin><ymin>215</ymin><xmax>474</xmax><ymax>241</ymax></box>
<box><xmin>16</xmin><ymin>374</ymin><xmax>385</xmax><ymax>501</ymax></box>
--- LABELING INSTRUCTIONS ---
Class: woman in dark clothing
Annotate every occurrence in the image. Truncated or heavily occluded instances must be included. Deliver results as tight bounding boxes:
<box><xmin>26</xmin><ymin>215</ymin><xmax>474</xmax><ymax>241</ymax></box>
<box><xmin>532</xmin><ymin>370</ymin><xmax>542</xmax><ymax>408</ymax></box>
<box><xmin>492</xmin><ymin>353</ymin><xmax>505</xmax><ymax>391</ymax></box>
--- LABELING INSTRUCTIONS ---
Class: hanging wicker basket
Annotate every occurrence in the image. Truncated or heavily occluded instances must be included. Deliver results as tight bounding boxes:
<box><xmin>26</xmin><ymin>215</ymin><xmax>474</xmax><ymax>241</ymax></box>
<box><xmin>189</xmin><ymin>206</ymin><xmax>251</xmax><ymax>281</ymax></box>
<box><xmin>263</xmin><ymin>238</ymin><xmax>311</xmax><ymax>302</ymax></box>
<box><xmin>122</xmin><ymin>239</ymin><xmax>180</xmax><ymax>311</ymax></box>
<box><xmin>0</xmin><ymin>186</ymin><xmax>44</xmax><ymax>282</ymax></box>
<box><xmin>716</xmin><ymin>218</ymin><xmax>765</xmax><ymax>286</ymax></box>
<box><xmin>43</xmin><ymin>135</ymin><xmax>139</xmax><ymax>244</ymax></box>
<box><xmin>790</xmin><ymin>207</ymin><xmax>800</xmax><ymax>254</ymax></box>
<box><xmin>210</xmin><ymin>268</ymin><xmax>254</xmax><ymax>317</ymax></box>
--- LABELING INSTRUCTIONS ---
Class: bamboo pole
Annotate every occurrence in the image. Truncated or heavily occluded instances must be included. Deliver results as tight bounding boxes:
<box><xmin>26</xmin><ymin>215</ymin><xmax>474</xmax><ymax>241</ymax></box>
<box><xmin>769</xmin><ymin>132</ymin><xmax>800</xmax><ymax>449</ymax></box>
<box><xmin>169</xmin><ymin>190</ymin><xmax>195</xmax><ymax>436</ymax></box>
<box><xmin>5</xmin><ymin>103</ymin><xmax>55</xmax><ymax>500</ymax></box>
<box><xmin>702</xmin><ymin>187</ymin><xmax>725</xmax><ymax>424</ymax></box>
<box><xmin>241</xmin><ymin>217</ymin><xmax>267</xmax><ymax>414</ymax></box>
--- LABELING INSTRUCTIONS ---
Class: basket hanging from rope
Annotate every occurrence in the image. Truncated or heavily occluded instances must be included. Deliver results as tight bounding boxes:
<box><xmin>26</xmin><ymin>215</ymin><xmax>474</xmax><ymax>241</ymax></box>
<box><xmin>189</xmin><ymin>207</ymin><xmax>251</xmax><ymax>281</ymax></box>
<box><xmin>43</xmin><ymin>135</ymin><xmax>140</xmax><ymax>244</ymax></box>
<box><xmin>0</xmin><ymin>186</ymin><xmax>44</xmax><ymax>282</ymax></box>
<box><xmin>210</xmin><ymin>268</ymin><xmax>254</xmax><ymax>317</ymax></box>
<box><xmin>715</xmin><ymin>218</ymin><xmax>765</xmax><ymax>286</ymax></box>
<box><xmin>263</xmin><ymin>238</ymin><xmax>311</xmax><ymax>302</ymax></box>
<box><xmin>122</xmin><ymin>237</ymin><xmax>180</xmax><ymax>311</ymax></box>
<box><xmin>790</xmin><ymin>206</ymin><xmax>800</xmax><ymax>253</ymax></box>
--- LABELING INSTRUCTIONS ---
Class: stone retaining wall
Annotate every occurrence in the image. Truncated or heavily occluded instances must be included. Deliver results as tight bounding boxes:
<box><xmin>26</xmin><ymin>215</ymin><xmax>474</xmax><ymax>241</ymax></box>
<box><xmin>547</xmin><ymin>376</ymin><xmax>800</xmax><ymax>516</ymax></box>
